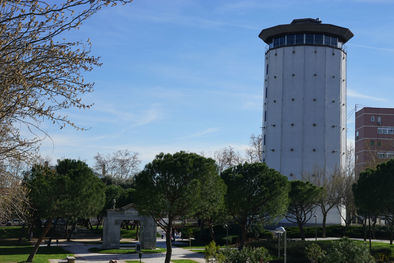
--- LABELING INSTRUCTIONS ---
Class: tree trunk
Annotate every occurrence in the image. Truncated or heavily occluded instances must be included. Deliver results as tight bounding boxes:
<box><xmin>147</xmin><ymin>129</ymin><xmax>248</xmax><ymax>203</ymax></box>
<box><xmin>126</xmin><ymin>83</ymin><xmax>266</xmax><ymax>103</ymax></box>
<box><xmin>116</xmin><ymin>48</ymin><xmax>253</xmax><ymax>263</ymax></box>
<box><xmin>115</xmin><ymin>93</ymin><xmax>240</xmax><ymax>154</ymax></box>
<box><xmin>390</xmin><ymin>227</ymin><xmax>393</xmax><ymax>245</ymax></box>
<box><xmin>96</xmin><ymin>216</ymin><xmax>102</xmax><ymax>230</ymax></box>
<box><xmin>209</xmin><ymin>223</ymin><xmax>214</xmax><ymax>242</ymax></box>
<box><xmin>47</xmin><ymin>218</ymin><xmax>59</xmax><ymax>247</ymax></box>
<box><xmin>322</xmin><ymin>213</ymin><xmax>327</xmax><ymax>238</ymax></box>
<box><xmin>27</xmin><ymin>224</ymin><xmax>33</xmax><ymax>241</ymax></box>
<box><xmin>362</xmin><ymin>218</ymin><xmax>367</xmax><ymax>242</ymax></box>
<box><xmin>136</xmin><ymin>223</ymin><xmax>139</xmax><ymax>241</ymax></box>
<box><xmin>165</xmin><ymin>221</ymin><xmax>173</xmax><ymax>263</ymax></box>
<box><xmin>240</xmin><ymin>222</ymin><xmax>247</xmax><ymax>248</ymax></box>
<box><xmin>298</xmin><ymin>222</ymin><xmax>305</xmax><ymax>241</ymax></box>
<box><xmin>86</xmin><ymin>219</ymin><xmax>93</xmax><ymax>230</ymax></box>
<box><xmin>67</xmin><ymin>222</ymin><xmax>76</xmax><ymax>241</ymax></box>
<box><xmin>26</xmin><ymin>219</ymin><xmax>52</xmax><ymax>262</ymax></box>
<box><xmin>371</xmin><ymin>217</ymin><xmax>377</xmax><ymax>239</ymax></box>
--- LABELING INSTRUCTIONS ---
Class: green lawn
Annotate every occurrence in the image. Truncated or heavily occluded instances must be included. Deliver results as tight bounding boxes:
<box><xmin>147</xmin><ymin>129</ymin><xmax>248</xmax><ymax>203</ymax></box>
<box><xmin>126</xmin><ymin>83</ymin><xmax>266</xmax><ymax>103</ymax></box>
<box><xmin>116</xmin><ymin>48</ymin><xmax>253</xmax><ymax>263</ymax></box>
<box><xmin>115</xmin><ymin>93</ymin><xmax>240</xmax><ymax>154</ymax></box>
<box><xmin>0</xmin><ymin>244</ymin><xmax>72</xmax><ymax>263</ymax></box>
<box><xmin>171</xmin><ymin>260</ymin><xmax>199</xmax><ymax>263</ymax></box>
<box><xmin>88</xmin><ymin>247</ymin><xmax>166</xmax><ymax>254</ymax></box>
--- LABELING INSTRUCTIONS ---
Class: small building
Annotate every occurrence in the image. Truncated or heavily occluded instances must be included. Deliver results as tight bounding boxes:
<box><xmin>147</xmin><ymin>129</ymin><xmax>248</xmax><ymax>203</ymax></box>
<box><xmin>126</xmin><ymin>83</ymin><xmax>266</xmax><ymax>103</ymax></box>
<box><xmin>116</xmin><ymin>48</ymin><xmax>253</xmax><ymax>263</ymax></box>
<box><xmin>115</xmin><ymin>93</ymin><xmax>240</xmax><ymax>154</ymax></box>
<box><xmin>355</xmin><ymin>107</ymin><xmax>394</xmax><ymax>176</ymax></box>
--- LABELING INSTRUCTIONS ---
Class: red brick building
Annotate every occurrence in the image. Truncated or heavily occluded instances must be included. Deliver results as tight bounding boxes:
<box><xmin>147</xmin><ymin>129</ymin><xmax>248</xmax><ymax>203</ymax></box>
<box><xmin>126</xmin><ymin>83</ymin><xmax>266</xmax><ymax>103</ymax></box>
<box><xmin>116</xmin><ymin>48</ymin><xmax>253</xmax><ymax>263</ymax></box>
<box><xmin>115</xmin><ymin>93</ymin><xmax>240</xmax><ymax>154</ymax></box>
<box><xmin>355</xmin><ymin>107</ymin><xmax>394</xmax><ymax>176</ymax></box>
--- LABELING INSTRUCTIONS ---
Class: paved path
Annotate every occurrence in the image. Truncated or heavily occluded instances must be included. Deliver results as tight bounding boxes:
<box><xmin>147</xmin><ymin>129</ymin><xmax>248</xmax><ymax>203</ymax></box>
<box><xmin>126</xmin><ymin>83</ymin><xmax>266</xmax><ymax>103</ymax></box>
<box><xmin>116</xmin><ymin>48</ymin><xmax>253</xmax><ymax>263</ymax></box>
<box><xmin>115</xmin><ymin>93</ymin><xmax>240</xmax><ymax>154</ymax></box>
<box><xmin>50</xmin><ymin>238</ymin><xmax>205</xmax><ymax>263</ymax></box>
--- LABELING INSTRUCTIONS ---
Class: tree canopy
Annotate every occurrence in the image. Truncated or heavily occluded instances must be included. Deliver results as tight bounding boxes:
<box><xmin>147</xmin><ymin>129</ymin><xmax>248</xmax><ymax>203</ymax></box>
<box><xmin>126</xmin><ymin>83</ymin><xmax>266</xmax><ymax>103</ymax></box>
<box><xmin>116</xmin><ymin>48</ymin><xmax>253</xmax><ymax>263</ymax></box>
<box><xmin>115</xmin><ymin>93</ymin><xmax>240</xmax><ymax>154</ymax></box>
<box><xmin>133</xmin><ymin>151</ymin><xmax>224</xmax><ymax>263</ymax></box>
<box><xmin>353</xmin><ymin>159</ymin><xmax>394</xmax><ymax>245</ymax></box>
<box><xmin>221</xmin><ymin>162</ymin><xmax>289</xmax><ymax>247</ymax></box>
<box><xmin>25</xmin><ymin>159</ymin><xmax>105</xmax><ymax>261</ymax></box>
<box><xmin>286</xmin><ymin>180</ymin><xmax>322</xmax><ymax>240</ymax></box>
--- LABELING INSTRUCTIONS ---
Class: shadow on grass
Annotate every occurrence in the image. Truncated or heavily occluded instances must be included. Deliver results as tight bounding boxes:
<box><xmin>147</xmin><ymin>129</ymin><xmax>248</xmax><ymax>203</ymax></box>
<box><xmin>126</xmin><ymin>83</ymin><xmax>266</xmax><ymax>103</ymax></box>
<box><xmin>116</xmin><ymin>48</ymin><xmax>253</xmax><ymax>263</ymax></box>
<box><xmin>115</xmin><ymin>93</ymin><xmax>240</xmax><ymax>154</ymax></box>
<box><xmin>0</xmin><ymin>244</ymin><xmax>68</xmax><ymax>255</ymax></box>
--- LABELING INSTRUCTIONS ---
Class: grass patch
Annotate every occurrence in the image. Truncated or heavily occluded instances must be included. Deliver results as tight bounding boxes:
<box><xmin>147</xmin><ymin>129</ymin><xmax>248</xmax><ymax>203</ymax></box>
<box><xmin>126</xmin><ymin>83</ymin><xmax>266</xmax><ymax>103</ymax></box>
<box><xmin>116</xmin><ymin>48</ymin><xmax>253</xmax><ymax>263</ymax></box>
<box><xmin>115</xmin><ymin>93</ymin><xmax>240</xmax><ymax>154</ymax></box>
<box><xmin>171</xmin><ymin>260</ymin><xmax>199</xmax><ymax>263</ymax></box>
<box><xmin>120</xmin><ymin>228</ymin><xmax>138</xmax><ymax>239</ymax></box>
<box><xmin>88</xmin><ymin>247</ymin><xmax>166</xmax><ymax>254</ymax></box>
<box><xmin>0</xmin><ymin>244</ymin><xmax>72</xmax><ymax>263</ymax></box>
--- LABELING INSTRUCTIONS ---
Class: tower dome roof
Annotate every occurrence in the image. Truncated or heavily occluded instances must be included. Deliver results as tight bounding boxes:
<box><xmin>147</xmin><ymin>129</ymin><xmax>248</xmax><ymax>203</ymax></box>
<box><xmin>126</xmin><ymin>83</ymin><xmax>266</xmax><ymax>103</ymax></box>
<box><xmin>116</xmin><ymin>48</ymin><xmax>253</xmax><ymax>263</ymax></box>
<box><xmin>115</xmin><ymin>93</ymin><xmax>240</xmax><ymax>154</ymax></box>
<box><xmin>259</xmin><ymin>18</ymin><xmax>353</xmax><ymax>44</ymax></box>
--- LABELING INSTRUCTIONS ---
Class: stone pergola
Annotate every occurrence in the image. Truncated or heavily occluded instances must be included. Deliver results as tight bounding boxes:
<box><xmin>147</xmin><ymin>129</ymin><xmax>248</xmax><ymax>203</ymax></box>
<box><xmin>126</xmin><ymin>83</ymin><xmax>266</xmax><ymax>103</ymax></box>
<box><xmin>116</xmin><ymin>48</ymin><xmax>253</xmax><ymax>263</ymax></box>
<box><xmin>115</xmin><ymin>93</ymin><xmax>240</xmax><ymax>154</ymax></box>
<box><xmin>103</xmin><ymin>204</ymin><xmax>156</xmax><ymax>249</ymax></box>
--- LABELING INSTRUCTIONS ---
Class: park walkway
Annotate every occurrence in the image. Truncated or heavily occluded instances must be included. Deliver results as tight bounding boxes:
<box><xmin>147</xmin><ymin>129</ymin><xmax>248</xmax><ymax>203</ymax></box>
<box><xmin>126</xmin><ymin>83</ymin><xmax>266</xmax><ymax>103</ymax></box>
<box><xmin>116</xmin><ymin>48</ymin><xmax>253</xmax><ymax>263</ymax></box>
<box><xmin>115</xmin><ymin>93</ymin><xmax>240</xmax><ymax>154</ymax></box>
<box><xmin>50</xmin><ymin>238</ymin><xmax>205</xmax><ymax>263</ymax></box>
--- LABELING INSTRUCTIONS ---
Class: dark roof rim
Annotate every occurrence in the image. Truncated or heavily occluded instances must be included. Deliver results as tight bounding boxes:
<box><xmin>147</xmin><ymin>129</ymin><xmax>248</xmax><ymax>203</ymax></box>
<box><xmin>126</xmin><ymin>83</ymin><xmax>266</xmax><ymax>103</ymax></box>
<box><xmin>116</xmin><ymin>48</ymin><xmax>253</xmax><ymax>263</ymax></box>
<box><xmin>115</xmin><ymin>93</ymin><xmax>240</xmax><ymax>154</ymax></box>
<box><xmin>259</xmin><ymin>22</ymin><xmax>353</xmax><ymax>44</ymax></box>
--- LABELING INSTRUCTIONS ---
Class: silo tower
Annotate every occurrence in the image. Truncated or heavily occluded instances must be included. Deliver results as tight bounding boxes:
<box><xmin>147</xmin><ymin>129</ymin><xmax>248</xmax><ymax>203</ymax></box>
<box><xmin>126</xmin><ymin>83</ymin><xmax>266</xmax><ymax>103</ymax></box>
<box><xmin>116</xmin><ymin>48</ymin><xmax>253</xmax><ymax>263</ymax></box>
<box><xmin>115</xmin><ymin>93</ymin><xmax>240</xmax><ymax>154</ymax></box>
<box><xmin>259</xmin><ymin>18</ymin><xmax>353</xmax><ymax>179</ymax></box>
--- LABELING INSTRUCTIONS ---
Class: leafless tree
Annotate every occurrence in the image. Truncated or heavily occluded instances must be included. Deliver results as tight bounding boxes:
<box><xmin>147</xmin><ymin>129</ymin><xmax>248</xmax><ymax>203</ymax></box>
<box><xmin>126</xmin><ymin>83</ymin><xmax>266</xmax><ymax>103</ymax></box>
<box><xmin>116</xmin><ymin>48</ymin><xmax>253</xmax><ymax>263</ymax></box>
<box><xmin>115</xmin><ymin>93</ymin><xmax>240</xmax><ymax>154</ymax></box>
<box><xmin>0</xmin><ymin>0</ymin><xmax>132</xmax><ymax>161</ymax></box>
<box><xmin>0</xmin><ymin>160</ymin><xmax>30</xmax><ymax>223</ymax></box>
<box><xmin>303</xmin><ymin>168</ymin><xmax>342</xmax><ymax>238</ymax></box>
<box><xmin>337</xmin><ymin>146</ymin><xmax>357</xmax><ymax>229</ymax></box>
<box><xmin>214</xmin><ymin>146</ymin><xmax>243</xmax><ymax>173</ymax></box>
<box><xmin>94</xmin><ymin>150</ymin><xmax>140</xmax><ymax>180</ymax></box>
<box><xmin>245</xmin><ymin>134</ymin><xmax>263</xmax><ymax>163</ymax></box>
<box><xmin>0</xmin><ymin>0</ymin><xmax>133</xmax><ymax>231</ymax></box>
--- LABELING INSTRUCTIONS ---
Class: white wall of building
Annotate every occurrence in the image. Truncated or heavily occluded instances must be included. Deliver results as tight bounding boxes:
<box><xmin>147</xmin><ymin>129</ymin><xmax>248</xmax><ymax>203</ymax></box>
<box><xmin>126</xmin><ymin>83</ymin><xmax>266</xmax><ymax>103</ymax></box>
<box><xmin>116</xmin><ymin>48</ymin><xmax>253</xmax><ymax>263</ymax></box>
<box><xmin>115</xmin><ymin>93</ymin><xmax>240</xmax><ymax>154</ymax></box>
<box><xmin>263</xmin><ymin>45</ymin><xmax>347</xmax><ymax>180</ymax></box>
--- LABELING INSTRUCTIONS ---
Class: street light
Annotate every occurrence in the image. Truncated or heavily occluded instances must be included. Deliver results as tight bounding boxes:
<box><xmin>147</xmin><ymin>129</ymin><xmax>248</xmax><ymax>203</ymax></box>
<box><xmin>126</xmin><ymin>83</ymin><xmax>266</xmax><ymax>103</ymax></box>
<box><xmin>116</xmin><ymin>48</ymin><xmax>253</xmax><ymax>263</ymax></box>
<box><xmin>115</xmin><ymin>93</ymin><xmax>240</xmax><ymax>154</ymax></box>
<box><xmin>274</xmin><ymin>227</ymin><xmax>286</xmax><ymax>263</ymax></box>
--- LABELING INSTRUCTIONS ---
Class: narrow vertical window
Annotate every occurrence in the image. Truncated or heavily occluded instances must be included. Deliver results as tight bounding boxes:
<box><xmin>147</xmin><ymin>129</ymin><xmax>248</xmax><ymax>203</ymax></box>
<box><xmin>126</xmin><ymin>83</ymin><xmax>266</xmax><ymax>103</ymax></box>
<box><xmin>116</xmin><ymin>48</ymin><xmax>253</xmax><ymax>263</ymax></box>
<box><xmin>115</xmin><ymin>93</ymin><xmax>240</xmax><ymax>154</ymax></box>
<box><xmin>264</xmin><ymin>111</ymin><xmax>267</xmax><ymax>122</ymax></box>
<box><xmin>314</xmin><ymin>34</ymin><xmax>323</xmax><ymax>44</ymax></box>
<box><xmin>266</xmin><ymin>64</ymin><xmax>269</xmax><ymax>75</ymax></box>
<box><xmin>305</xmin><ymin>34</ymin><xmax>313</xmax><ymax>44</ymax></box>
<box><xmin>330</xmin><ymin>37</ymin><xmax>338</xmax><ymax>47</ymax></box>
<box><xmin>263</xmin><ymin>135</ymin><xmax>266</xmax><ymax>145</ymax></box>
<box><xmin>287</xmin><ymin>34</ymin><xmax>295</xmax><ymax>45</ymax></box>
<box><xmin>265</xmin><ymin>87</ymin><xmax>268</xmax><ymax>98</ymax></box>
<box><xmin>324</xmin><ymin>35</ymin><xmax>331</xmax><ymax>45</ymax></box>
<box><xmin>296</xmin><ymin>33</ymin><xmax>304</xmax><ymax>44</ymax></box>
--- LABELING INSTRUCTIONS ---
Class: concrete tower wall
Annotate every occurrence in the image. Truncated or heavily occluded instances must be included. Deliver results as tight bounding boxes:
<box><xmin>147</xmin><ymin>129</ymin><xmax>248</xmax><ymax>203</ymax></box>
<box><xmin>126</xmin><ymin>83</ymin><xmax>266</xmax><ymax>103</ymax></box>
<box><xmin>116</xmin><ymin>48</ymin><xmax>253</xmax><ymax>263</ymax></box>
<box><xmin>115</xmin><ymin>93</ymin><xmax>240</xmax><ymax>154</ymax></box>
<box><xmin>263</xmin><ymin>45</ymin><xmax>347</xmax><ymax>179</ymax></box>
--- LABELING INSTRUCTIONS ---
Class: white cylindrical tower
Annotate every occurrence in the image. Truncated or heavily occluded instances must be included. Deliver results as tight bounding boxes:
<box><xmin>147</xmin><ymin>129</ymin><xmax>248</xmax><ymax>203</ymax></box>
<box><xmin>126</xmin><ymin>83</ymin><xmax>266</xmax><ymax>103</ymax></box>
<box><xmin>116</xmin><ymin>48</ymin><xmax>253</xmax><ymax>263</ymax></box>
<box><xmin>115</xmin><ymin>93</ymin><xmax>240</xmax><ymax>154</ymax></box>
<box><xmin>259</xmin><ymin>18</ymin><xmax>353</xmax><ymax>179</ymax></box>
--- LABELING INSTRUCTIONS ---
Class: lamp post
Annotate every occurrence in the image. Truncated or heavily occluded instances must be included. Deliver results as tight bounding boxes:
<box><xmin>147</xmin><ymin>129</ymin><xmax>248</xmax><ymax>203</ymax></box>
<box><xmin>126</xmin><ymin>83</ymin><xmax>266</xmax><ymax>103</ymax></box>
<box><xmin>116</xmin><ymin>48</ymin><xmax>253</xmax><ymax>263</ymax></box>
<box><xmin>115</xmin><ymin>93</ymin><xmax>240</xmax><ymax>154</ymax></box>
<box><xmin>314</xmin><ymin>214</ymin><xmax>317</xmax><ymax>241</ymax></box>
<box><xmin>275</xmin><ymin>227</ymin><xmax>286</xmax><ymax>263</ymax></box>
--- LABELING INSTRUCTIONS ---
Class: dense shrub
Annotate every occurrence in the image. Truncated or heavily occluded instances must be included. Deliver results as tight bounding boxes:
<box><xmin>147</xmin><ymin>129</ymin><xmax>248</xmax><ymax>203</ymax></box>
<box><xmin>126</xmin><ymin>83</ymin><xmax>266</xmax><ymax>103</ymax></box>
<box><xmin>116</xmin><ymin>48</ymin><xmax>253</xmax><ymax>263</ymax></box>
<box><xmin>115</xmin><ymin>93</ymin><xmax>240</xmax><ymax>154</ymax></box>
<box><xmin>220</xmin><ymin>246</ymin><xmax>272</xmax><ymax>263</ymax></box>
<box><xmin>205</xmin><ymin>241</ymin><xmax>224</xmax><ymax>262</ymax></box>
<box><xmin>370</xmin><ymin>248</ymin><xmax>391</xmax><ymax>263</ymax></box>
<box><xmin>324</xmin><ymin>238</ymin><xmax>375</xmax><ymax>263</ymax></box>
<box><xmin>305</xmin><ymin>243</ymin><xmax>326</xmax><ymax>263</ymax></box>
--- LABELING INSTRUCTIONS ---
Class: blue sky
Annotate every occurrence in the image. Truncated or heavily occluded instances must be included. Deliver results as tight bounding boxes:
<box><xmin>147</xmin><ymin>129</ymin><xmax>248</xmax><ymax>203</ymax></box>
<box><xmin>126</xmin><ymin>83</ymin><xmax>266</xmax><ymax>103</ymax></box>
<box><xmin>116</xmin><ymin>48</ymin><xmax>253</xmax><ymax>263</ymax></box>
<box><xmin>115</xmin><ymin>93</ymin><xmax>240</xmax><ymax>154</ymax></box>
<box><xmin>39</xmin><ymin>0</ymin><xmax>394</xmax><ymax>167</ymax></box>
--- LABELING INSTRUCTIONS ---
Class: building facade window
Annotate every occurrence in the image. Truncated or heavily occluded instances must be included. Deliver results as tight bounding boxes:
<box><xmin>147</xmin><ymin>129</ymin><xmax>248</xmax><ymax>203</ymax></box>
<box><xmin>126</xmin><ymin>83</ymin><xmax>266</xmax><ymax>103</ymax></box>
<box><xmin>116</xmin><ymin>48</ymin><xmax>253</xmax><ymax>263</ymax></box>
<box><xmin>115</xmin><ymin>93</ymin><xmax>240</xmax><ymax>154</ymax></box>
<box><xmin>377</xmin><ymin>152</ymin><xmax>394</xmax><ymax>159</ymax></box>
<box><xmin>267</xmin><ymin>33</ymin><xmax>343</xmax><ymax>49</ymax></box>
<box><xmin>371</xmin><ymin>116</ymin><xmax>375</xmax><ymax>122</ymax></box>
<box><xmin>377</xmin><ymin>127</ymin><xmax>394</xmax><ymax>135</ymax></box>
